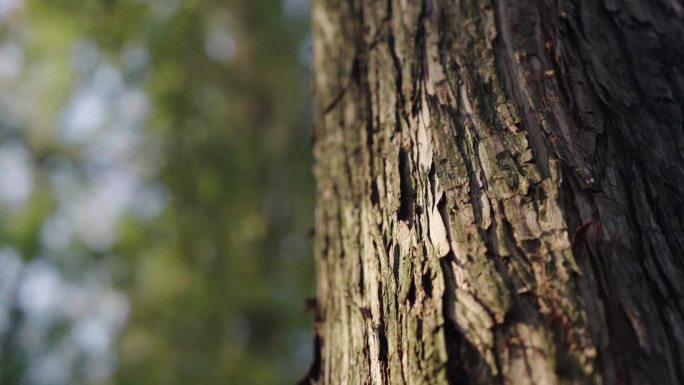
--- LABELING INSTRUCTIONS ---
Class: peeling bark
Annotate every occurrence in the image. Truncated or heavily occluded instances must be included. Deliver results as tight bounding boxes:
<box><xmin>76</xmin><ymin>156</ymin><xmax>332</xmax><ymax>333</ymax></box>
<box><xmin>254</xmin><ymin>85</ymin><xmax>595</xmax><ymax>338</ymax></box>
<box><xmin>308</xmin><ymin>0</ymin><xmax>684</xmax><ymax>384</ymax></box>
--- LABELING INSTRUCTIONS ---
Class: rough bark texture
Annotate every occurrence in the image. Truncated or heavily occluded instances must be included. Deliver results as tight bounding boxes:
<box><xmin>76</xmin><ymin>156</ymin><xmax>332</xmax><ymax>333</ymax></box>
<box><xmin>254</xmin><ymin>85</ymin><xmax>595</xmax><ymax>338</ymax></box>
<box><xmin>309</xmin><ymin>0</ymin><xmax>684</xmax><ymax>384</ymax></box>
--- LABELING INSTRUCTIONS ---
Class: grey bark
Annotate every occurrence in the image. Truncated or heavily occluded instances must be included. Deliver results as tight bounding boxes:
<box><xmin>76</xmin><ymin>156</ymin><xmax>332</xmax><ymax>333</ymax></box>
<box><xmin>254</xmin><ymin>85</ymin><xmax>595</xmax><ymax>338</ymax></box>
<box><xmin>308</xmin><ymin>0</ymin><xmax>684</xmax><ymax>384</ymax></box>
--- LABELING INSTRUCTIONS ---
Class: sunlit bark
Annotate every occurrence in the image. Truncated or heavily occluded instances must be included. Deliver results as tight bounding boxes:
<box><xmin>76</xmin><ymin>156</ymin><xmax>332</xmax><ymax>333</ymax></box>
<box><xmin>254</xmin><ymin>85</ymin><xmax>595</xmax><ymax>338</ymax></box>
<box><xmin>308</xmin><ymin>1</ymin><xmax>684</xmax><ymax>384</ymax></box>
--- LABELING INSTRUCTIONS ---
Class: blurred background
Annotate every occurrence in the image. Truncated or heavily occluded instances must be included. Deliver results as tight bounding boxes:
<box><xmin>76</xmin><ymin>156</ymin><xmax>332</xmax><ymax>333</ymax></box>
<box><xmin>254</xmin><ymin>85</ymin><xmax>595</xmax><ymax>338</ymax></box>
<box><xmin>0</xmin><ymin>0</ymin><xmax>314</xmax><ymax>384</ymax></box>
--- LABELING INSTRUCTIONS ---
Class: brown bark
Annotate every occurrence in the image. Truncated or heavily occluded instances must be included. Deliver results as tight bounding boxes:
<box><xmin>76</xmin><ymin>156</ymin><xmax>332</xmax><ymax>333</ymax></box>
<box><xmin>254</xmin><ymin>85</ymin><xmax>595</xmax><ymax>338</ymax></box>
<box><xmin>308</xmin><ymin>0</ymin><xmax>684</xmax><ymax>384</ymax></box>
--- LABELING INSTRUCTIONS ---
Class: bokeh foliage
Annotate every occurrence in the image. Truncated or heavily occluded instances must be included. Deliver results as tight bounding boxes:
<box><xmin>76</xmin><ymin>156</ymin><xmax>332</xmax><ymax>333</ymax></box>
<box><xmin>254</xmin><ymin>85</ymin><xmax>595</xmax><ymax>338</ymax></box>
<box><xmin>0</xmin><ymin>0</ymin><xmax>314</xmax><ymax>384</ymax></box>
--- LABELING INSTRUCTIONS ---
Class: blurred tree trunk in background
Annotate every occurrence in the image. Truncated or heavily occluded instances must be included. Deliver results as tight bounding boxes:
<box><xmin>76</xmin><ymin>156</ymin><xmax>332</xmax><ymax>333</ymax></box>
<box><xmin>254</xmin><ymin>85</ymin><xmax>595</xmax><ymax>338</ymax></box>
<box><xmin>309</xmin><ymin>0</ymin><xmax>684</xmax><ymax>384</ymax></box>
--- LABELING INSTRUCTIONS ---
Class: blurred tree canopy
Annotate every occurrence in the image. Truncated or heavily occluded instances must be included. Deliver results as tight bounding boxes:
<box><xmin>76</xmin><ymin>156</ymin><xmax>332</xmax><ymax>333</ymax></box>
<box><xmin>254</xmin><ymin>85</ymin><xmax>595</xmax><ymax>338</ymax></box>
<box><xmin>0</xmin><ymin>0</ymin><xmax>314</xmax><ymax>384</ymax></box>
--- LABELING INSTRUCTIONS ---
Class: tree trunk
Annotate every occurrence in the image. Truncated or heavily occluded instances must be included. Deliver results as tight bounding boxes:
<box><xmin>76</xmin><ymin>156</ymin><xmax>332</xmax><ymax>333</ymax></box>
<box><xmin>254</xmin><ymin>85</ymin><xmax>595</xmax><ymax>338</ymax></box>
<box><xmin>308</xmin><ymin>0</ymin><xmax>684</xmax><ymax>384</ymax></box>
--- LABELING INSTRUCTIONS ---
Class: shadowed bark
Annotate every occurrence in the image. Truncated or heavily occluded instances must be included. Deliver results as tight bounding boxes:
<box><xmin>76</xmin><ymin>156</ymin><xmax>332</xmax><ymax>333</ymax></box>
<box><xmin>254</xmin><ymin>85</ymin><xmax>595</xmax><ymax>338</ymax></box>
<box><xmin>308</xmin><ymin>0</ymin><xmax>684</xmax><ymax>384</ymax></box>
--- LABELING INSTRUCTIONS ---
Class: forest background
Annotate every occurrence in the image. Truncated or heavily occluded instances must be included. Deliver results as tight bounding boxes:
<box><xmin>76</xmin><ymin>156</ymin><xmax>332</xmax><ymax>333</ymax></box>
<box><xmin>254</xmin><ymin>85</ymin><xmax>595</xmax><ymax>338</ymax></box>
<box><xmin>0</xmin><ymin>1</ymin><xmax>315</xmax><ymax>384</ymax></box>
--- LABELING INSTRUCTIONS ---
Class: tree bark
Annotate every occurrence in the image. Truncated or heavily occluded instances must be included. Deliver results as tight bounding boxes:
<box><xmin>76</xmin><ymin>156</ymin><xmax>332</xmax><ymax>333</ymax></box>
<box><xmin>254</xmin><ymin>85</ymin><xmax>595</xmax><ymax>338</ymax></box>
<box><xmin>308</xmin><ymin>0</ymin><xmax>684</xmax><ymax>384</ymax></box>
